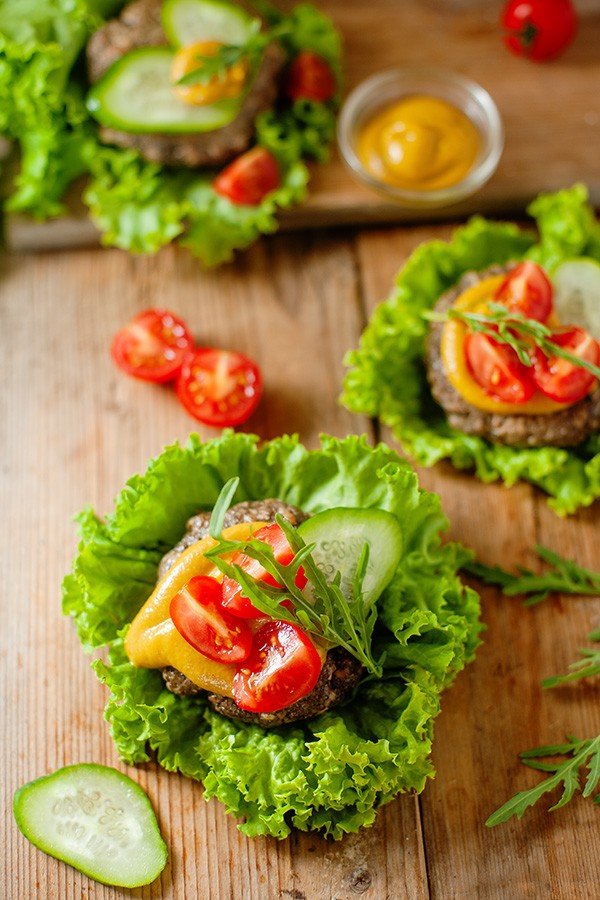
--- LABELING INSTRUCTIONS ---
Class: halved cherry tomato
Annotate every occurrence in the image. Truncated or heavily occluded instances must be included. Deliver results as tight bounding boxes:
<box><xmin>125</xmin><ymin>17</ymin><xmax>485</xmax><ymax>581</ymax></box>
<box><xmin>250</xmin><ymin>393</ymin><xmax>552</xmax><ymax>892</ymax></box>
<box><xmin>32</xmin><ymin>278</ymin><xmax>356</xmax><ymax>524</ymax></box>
<box><xmin>494</xmin><ymin>262</ymin><xmax>553</xmax><ymax>323</ymax></box>
<box><xmin>169</xmin><ymin>575</ymin><xmax>252</xmax><ymax>663</ymax></box>
<box><xmin>111</xmin><ymin>308</ymin><xmax>194</xmax><ymax>383</ymax></box>
<box><xmin>233</xmin><ymin>620</ymin><xmax>322</xmax><ymax>713</ymax></box>
<box><xmin>222</xmin><ymin>523</ymin><xmax>307</xmax><ymax>618</ymax></box>
<box><xmin>176</xmin><ymin>347</ymin><xmax>262</xmax><ymax>427</ymax></box>
<box><xmin>284</xmin><ymin>51</ymin><xmax>336</xmax><ymax>103</ymax></box>
<box><xmin>465</xmin><ymin>331</ymin><xmax>536</xmax><ymax>403</ymax></box>
<box><xmin>531</xmin><ymin>327</ymin><xmax>600</xmax><ymax>403</ymax></box>
<box><xmin>213</xmin><ymin>146</ymin><xmax>280</xmax><ymax>206</ymax></box>
<box><xmin>501</xmin><ymin>0</ymin><xmax>577</xmax><ymax>62</ymax></box>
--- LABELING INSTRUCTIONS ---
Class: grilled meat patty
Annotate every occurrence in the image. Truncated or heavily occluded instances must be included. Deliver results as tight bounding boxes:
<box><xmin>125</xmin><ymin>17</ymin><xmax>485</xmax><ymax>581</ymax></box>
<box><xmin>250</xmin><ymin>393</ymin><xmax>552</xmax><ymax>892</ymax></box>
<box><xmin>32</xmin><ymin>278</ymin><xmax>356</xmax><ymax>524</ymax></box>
<box><xmin>159</xmin><ymin>499</ymin><xmax>364</xmax><ymax>727</ymax></box>
<box><xmin>87</xmin><ymin>0</ymin><xmax>285</xmax><ymax>167</ymax></box>
<box><xmin>425</xmin><ymin>266</ymin><xmax>600</xmax><ymax>447</ymax></box>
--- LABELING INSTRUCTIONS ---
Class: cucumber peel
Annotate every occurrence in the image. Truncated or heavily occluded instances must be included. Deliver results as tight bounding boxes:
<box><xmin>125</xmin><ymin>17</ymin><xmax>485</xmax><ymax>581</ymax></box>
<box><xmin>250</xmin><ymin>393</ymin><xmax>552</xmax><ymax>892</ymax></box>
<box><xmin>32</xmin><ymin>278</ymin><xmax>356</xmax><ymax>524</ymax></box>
<box><xmin>13</xmin><ymin>764</ymin><xmax>167</xmax><ymax>888</ymax></box>
<box><xmin>297</xmin><ymin>507</ymin><xmax>403</xmax><ymax>606</ymax></box>
<box><xmin>552</xmin><ymin>258</ymin><xmax>600</xmax><ymax>339</ymax></box>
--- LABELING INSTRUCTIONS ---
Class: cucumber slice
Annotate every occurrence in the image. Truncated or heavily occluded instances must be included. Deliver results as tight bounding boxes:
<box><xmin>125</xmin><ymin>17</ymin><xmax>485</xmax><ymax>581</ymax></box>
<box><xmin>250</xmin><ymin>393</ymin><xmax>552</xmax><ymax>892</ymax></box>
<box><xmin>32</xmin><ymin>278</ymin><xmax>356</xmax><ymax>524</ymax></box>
<box><xmin>87</xmin><ymin>47</ymin><xmax>242</xmax><ymax>134</ymax></box>
<box><xmin>13</xmin><ymin>764</ymin><xmax>167</xmax><ymax>888</ymax></box>
<box><xmin>552</xmin><ymin>258</ymin><xmax>600</xmax><ymax>339</ymax></box>
<box><xmin>297</xmin><ymin>508</ymin><xmax>403</xmax><ymax>606</ymax></box>
<box><xmin>162</xmin><ymin>0</ymin><xmax>255</xmax><ymax>48</ymax></box>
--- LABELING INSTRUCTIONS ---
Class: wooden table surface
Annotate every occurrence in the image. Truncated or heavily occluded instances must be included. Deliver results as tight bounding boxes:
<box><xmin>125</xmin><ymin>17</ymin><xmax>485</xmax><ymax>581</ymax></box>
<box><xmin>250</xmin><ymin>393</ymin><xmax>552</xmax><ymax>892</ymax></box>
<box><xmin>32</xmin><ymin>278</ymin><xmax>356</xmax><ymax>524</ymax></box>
<box><xmin>2</xmin><ymin>220</ymin><xmax>600</xmax><ymax>900</ymax></box>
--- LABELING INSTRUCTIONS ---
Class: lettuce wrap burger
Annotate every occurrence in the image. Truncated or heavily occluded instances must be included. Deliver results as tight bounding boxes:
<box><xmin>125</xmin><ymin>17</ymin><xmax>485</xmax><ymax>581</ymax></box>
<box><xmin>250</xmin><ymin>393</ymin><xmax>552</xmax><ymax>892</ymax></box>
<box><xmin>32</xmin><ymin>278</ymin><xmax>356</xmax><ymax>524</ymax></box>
<box><xmin>342</xmin><ymin>185</ymin><xmax>600</xmax><ymax>515</ymax></box>
<box><xmin>62</xmin><ymin>431</ymin><xmax>481</xmax><ymax>839</ymax></box>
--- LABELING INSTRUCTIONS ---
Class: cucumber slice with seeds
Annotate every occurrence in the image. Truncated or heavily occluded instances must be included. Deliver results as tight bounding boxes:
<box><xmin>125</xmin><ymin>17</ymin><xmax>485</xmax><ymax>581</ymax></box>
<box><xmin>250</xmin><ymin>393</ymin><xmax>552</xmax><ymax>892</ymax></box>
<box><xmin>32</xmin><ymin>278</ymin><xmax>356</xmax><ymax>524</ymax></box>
<box><xmin>87</xmin><ymin>47</ymin><xmax>242</xmax><ymax>133</ymax></box>
<box><xmin>13</xmin><ymin>764</ymin><xmax>167</xmax><ymax>888</ymax></box>
<box><xmin>162</xmin><ymin>0</ymin><xmax>255</xmax><ymax>48</ymax></box>
<box><xmin>297</xmin><ymin>508</ymin><xmax>403</xmax><ymax>606</ymax></box>
<box><xmin>552</xmin><ymin>258</ymin><xmax>600</xmax><ymax>340</ymax></box>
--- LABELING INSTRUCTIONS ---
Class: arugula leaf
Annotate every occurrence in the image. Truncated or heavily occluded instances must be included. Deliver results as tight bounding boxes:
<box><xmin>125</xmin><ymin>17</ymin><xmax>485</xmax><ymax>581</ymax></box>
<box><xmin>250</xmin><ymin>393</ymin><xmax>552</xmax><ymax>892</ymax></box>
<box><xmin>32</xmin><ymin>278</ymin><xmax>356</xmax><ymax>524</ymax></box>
<box><xmin>542</xmin><ymin>629</ymin><xmax>600</xmax><ymax>688</ymax></box>
<box><xmin>203</xmin><ymin>480</ymin><xmax>383</xmax><ymax>675</ymax></box>
<box><xmin>464</xmin><ymin>544</ymin><xmax>600</xmax><ymax>606</ymax></box>
<box><xmin>429</xmin><ymin>302</ymin><xmax>600</xmax><ymax>380</ymax></box>
<box><xmin>486</xmin><ymin>735</ymin><xmax>600</xmax><ymax>826</ymax></box>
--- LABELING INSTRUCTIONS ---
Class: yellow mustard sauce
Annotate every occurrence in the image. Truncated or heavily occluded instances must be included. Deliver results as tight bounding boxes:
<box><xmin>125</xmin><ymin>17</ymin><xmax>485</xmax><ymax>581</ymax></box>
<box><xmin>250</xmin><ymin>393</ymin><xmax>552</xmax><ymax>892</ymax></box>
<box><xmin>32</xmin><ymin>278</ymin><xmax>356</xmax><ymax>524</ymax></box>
<box><xmin>440</xmin><ymin>275</ymin><xmax>571</xmax><ymax>415</ymax></box>
<box><xmin>356</xmin><ymin>95</ymin><xmax>481</xmax><ymax>192</ymax></box>
<box><xmin>124</xmin><ymin>522</ymin><xmax>269</xmax><ymax>698</ymax></box>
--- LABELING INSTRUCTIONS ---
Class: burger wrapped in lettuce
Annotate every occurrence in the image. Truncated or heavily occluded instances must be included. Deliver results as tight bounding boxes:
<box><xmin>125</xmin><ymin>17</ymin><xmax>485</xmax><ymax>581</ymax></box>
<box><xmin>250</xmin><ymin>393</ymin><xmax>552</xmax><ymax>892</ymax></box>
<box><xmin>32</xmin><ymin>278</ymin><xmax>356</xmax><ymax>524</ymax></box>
<box><xmin>342</xmin><ymin>185</ymin><xmax>600</xmax><ymax>515</ymax></box>
<box><xmin>62</xmin><ymin>431</ymin><xmax>481</xmax><ymax>839</ymax></box>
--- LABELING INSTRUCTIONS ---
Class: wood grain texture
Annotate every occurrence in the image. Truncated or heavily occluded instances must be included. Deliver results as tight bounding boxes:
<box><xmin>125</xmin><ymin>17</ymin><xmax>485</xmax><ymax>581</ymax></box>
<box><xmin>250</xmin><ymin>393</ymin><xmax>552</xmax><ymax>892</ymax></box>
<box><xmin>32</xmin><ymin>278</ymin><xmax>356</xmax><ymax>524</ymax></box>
<box><xmin>6</xmin><ymin>1</ymin><xmax>600</xmax><ymax>250</ymax></box>
<box><xmin>2</xmin><ymin>221</ymin><xmax>600</xmax><ymax>900</ymax></box>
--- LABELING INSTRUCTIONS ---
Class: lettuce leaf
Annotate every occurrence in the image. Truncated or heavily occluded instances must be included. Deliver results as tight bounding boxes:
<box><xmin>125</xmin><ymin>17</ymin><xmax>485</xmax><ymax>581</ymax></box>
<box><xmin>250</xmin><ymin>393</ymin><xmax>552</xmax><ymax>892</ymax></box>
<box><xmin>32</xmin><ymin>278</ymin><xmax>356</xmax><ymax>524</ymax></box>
<box><xmin>341</xmin><ymin>185</ymin><xmax>600</xmax><ymax>515</ymax></box>
<box><xmin>0</xmin><ymin>1</ymin><xmax>341</xmax><ymax>264</ymax></box>
<box><xmin>63</xmin><ymin>431</ymin><xmax>481</xmax><ymax>839</ymax></box>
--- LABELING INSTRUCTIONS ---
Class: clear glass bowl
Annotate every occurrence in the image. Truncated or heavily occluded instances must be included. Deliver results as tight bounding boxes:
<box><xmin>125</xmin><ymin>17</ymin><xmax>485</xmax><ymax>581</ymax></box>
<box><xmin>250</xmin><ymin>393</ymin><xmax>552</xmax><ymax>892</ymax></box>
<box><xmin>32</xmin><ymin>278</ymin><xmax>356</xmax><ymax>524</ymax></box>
<box><xmin>337</xmin><ymin>67</ymin><xmax>504</xmax><ymax>208</ymax></box>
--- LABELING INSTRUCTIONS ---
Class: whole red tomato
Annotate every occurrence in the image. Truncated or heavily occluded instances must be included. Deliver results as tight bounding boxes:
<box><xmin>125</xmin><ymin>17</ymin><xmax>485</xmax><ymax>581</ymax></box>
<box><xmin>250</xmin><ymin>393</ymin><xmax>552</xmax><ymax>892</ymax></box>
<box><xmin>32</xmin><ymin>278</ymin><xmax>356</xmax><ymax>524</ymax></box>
<box><xmin>501</xmin><ymin>0</ymin><xmax>577</xmax><ymax>61</ymax></box>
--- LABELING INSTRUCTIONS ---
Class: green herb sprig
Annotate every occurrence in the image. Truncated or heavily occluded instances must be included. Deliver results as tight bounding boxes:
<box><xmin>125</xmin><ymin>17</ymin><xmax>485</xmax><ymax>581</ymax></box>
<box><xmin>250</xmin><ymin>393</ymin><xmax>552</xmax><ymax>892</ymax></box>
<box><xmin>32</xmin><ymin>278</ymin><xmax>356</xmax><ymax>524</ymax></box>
<box><xmin>464</xmin><ymin>544</ymin><xmax>600</xmax><ymax>606</ymax></box>
<box><xmin>486</xmin><ymin>735</ymin><xmax>600</xmax><ymax>826</ymax></box>
<box><xmin>426</xmin><ymin>303</ymin><xmax>600</xmax><ymax>380</ymax></box>
<box><xmin>542</xmin><ymin>628</ymin><xmax>600</xmax><ymax>688</ymax></box>
<box><xmin>175</xmin><ymin>18</ymin><xmax>292</xmax><ymax>87</ymax></box>
<box><xmin>204</xmin><ymin>478</ymin><xmax>383</xmax><ymax>676</ymax></box>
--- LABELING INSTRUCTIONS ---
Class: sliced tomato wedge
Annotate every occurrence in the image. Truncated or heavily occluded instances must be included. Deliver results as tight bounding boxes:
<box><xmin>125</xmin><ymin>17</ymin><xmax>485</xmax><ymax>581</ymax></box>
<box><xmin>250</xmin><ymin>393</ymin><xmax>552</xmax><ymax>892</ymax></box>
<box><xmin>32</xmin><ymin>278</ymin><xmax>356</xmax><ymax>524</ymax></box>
<box><xmin>233</xmin><ymin>620</ymin><xmax>322</xmax><ymax>713</ymax></box>
<box><xmin>531</xmin><ymin>326</ymin><xmax>600</xmax><ymax>403</ymax></box>
<box><xmin>465</xmin><ymin>331</ymin><xmax>536</xmax><ymax>403</ymax></box>
<box><xmin>175</xmin><ymin>347</ymin><xmax>262</xmax><ymax>427</ymax></box>
<box><xmin>222</xmin><ymin>523</ymin><xmax>307</xmax><ymax>619</ymax></box>
<box><xmin>111</xmin><ymin>308</ymin><xmax>194</xmax><ymax>383</ymax></box>
<box><xmin>494</xmin><ymin>261</ymin><xmax>553</xmax><ymax>323</ymax></box>
<box><xmin>284</xmin><ymin>51</ymin><xmax>336</xmax><ymax>103</ymax></box>
<box><xmin>213</xmin><ymin>146</ymin><xmax>280</xmax><ymax>206</ymax></box>
<box><xmin>169</xmin><ymin>575</ymin><xmax>252</xmax><ymax>664</ymax></box>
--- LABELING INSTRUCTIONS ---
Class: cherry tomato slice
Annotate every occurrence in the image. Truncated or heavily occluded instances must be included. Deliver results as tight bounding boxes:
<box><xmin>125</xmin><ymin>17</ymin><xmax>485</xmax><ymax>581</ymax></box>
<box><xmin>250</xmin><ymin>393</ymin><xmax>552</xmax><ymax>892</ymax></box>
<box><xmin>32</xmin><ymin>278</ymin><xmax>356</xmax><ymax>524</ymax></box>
<box><xmin>176</xmin><ymin>347</ymin><xmax>262</xmax><ymax>427</ymax></box>
<box><xmin>169</xmin><ymin>575</ymin><xmax>252</xmax><ymax>664</ymax></box>
<box><xmin>531</xmin><ymin>327</ymin><xmax>600</xmax><ymax>403</ymax></box>
<box><xmin>213</xmin><ymin>146</ymin><xmax>279</xmax><ymax>206</ymax></box>
<box><xmin>465</xmin><ymin>331</ymin><xmax>536</xmax><ymax>403</ymax></box>
<box><xmin>222</xmin><ymin>523</ymin><xmax>307</xmax><ymax>619</ymax></box>
<box><xmin>111</xmin><ymin>308</ymin><xmax>194</xmax><ymax>383</ymax></box>
<box><xmin>284</xmin><ymin>51</ymin><xmax>336</xmax><ymax>103</ymax></box>
<box><xmin>494</xmin><ymin>261</ymin><xmax>553</xmax><ymax>323</ymax></box>
<box><xmin>501</xmin><ymin>0</ymin><xmax>577</xmax><ymax>62</ymax></box>
<box><xmin>233</xmin><ymin>620</ymin><xmax>322</xmax><ymax>713</ymax></box>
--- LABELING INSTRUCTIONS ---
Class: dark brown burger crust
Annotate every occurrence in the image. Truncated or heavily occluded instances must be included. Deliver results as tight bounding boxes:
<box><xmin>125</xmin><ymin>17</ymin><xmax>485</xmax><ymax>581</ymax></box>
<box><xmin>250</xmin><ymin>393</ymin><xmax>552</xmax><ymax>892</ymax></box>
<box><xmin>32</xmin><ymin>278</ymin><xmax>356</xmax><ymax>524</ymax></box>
<box><xmin>425</xmin><ymin>266</ymin><xmax>600</xmax><ymax>447</ymax></box>
<box><xmin>87</xmin><ymin>0</ymin><xmax>286</xmax><ymax>167</ymax></box>
<box><xmin>159</xmin><ymin>499</ymin><xmax>365</xmax><ymax>727</ymax></box>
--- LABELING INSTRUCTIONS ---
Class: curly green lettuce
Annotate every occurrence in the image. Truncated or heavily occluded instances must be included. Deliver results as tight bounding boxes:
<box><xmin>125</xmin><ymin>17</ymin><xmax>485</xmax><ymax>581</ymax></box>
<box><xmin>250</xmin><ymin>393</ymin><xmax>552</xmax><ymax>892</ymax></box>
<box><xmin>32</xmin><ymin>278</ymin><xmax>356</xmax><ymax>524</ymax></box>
<box><xmin>341</xmin><ymin>185</ymin><xmax>600</xmax><ymax>516</ymax></box>
<box><xmin>62</xmin><ymin>431</ymin><xmax>481</xmax><ymax>839</ymax></box>
<box><xmin>0</xmin><ymin>0</ymin><xmax>341</xmax><ymax>265</ymax></box>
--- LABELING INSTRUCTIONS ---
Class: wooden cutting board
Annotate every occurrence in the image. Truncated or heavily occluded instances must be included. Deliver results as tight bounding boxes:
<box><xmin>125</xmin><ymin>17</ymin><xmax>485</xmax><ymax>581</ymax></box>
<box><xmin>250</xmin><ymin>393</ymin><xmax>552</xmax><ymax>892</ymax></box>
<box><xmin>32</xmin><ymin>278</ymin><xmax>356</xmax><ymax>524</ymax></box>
<box><xmin>6</xmin><ymin>0</ymin><xmax>600</xmax><ymax>251</ymax></box>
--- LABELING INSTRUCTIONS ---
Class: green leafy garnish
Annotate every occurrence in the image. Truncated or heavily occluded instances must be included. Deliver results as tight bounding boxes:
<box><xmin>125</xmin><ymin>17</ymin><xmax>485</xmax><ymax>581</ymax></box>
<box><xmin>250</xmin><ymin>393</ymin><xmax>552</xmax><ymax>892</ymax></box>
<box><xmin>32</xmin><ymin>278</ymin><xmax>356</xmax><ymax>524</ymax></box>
<box><xmin>427</xmin><ymin>302</ymin><xmax>600</xmax><ymax>380</ymax></box>
<box><xmin>204</xmin><ymin>478</ymin><xmax>382</xmax><ymax>675</ymax></box>
<box><xmin>486</xmin><ymin>735</ymin><xmax>600</xmax><ymax>826</ymax></box>
<box><xmin>464</xmin><ymin>544</ymin><xmax>600</xmax><ymax>605</ymax></box>
<box><xmin>542</xmin><ymin>628</ymin><xmax>600</xmax><ymax>688</ymax></box>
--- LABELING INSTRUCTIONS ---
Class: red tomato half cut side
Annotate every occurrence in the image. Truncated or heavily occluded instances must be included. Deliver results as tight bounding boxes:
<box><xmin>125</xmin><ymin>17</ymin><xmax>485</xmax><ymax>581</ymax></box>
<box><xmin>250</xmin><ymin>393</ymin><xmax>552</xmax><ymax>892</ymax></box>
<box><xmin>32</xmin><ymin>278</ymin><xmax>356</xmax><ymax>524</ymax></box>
<box><xmin>222</xmin><ymin>523</ymin><xmax>307</xmax><ymax>619</ymax></box>
<box><xmin>233</xmin><ymin>620</ymin><xmax>322</xmax><ymax>713</ymax></box>
<box><xmin>176</xmin><ymin>347</ymin><xmax>262</xmax><ymax>427</ymax></box>
<box><xmin>494</xmin><ymin>261</ymin><xmax>553</xmax><ymax>323</ymax></box>
<box><xmin>465</xmin><ymin>331</ymin><xmax>536</xmax><ymax>404</ymax></box>
<box><xmin>170</xmin><ymin>575</ymin><xmax>252</xmax><ymax>664</ymax></box>
<box><xmin>213</xmin><ymin>146</ymin><xmax>280</xmax><ymax>206</ymax></box>
<box><xmin>531</xmin><ymin>327</ymin><xmax>600</xmax><ymax>403</ymax></box>
<box><xmin>111</xmin><ymin>308</ymin><xmax>194</xmax><ymax>383</ymax></box>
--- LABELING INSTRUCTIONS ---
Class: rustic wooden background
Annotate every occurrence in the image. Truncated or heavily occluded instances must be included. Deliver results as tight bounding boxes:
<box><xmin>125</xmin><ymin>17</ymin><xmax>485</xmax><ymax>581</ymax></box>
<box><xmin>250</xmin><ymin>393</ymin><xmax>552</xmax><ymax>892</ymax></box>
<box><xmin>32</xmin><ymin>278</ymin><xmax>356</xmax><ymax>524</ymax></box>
<box><xmin>2</xmin><ymin>225</ymin><xmax>599</xmax><ymax>899</ymax></box>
